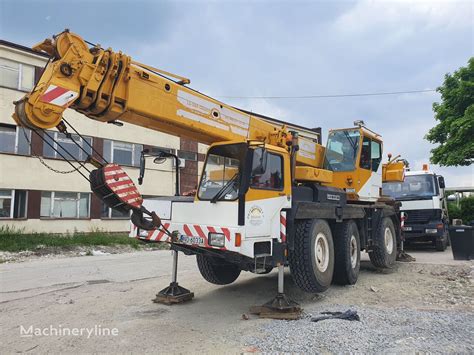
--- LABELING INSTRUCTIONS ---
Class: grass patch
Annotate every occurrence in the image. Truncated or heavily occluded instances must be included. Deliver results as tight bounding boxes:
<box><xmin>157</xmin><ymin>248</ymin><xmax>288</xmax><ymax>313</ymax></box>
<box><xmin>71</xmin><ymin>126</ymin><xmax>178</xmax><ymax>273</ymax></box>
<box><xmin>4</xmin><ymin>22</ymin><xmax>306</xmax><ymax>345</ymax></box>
<box><xmin>0</xmin><ymin>226</ymin><xmax>158</xmax><ymax>253</ymax></box>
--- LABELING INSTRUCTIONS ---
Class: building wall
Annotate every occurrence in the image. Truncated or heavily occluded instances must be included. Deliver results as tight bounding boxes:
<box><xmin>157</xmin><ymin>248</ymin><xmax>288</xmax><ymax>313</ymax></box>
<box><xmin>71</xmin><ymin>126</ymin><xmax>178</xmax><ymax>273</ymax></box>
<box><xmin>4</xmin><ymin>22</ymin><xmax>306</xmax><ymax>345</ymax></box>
<box><xmin>0</xmin><ymin>43</ymin><xmax>188</xmax><ymax>233</ymax></box>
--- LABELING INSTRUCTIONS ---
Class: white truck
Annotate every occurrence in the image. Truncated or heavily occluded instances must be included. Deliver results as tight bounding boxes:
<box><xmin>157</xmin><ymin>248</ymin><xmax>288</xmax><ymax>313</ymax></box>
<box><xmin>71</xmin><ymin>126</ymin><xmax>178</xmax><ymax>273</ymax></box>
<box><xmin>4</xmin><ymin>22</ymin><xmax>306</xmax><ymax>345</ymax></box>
<box><xmin>383</xmin><ymin>167</ymin><xmax>449</xmax><ymax>251</ymax></box>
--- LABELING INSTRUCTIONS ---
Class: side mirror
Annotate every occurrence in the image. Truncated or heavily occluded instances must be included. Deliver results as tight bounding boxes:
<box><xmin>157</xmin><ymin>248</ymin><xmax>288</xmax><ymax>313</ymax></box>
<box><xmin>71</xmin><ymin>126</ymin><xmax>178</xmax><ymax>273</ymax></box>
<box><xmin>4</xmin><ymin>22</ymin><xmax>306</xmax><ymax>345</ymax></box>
<box><xmin>251</xmin><ymin>147</ymin><xmax>268</xmax><ymax>175</ymax></box>
<box><xmin>438</xmin><ymin>176</ymin><xmax>445</xmax><ymax>189</ymax></box>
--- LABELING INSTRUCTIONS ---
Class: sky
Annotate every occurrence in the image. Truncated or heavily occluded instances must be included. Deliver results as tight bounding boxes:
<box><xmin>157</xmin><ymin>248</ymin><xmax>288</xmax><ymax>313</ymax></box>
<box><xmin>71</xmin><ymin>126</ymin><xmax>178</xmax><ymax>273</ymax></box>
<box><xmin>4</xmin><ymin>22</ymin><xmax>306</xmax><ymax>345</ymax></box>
<box><xmin>1</xmin><ymin>0</ymin><xmax>473</xmax><ymax>187</ymax></box>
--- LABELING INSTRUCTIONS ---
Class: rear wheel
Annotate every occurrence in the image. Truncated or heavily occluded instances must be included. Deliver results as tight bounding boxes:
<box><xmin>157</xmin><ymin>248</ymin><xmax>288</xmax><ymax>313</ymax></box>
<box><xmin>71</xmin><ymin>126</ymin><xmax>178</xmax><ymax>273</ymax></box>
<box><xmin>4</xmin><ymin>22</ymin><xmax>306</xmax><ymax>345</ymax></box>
<box><xmin>369</xmin><ymin>217</ymin><xmax>397</xmax><ymax>268</ymax></box>
<box><xmin>289</xmin><ymin>219</ymin><xmax>334</xmax><ymax>293</ymax></box>
<box><xmin>333</xmin><ymin>220</ymin><xmax>360</xmax><ymax>285</ymax></box>
<box><xmin>196</xmin><ymin>255</ymin><xmax>241</xmax><ymax>285</ymax></box>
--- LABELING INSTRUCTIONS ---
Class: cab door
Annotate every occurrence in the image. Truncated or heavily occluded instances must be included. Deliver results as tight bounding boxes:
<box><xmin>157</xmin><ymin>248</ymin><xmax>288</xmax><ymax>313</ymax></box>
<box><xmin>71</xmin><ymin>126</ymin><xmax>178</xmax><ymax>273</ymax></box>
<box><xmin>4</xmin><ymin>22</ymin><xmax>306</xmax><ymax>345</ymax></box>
<box><xmin>244</xmin><ymin>147</ymin><xmax>291</xmax><ymax>241</ymax></box>
<box><xmin>358</xmin><ymin>136</ymin><xmax>383</xmax><ymax>201</ymax></box>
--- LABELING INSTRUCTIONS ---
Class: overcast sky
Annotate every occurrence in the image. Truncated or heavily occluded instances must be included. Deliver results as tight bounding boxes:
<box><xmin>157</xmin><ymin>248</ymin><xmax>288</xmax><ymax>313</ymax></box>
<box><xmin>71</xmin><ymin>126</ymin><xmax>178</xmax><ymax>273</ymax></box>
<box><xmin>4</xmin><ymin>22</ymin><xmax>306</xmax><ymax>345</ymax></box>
<box><xmin>1</xmin><ymin>0</ymin><xmax>473</xmax><ymax>186</ymax></box>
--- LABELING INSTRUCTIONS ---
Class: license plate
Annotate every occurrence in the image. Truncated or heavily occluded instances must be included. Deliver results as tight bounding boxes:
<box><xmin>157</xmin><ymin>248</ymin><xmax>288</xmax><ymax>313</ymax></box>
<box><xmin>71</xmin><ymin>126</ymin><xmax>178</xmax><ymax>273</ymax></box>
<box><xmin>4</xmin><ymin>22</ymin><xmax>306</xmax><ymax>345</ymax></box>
<box><xmin>179</xmin><ymin>235</ymin><xmax>205</xmax><ymax>246</ymax></box>
<box><xmin>403</xmin><ymin>226</ymin><xmax>412</xmax><ymax>231</ymax></box>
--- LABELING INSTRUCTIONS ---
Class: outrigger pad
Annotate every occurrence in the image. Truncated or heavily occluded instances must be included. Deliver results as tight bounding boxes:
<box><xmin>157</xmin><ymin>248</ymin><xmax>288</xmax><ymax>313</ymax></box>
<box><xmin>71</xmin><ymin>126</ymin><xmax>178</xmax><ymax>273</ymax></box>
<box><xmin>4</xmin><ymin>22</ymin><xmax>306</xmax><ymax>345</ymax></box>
<box><xmin>90</xmin><ymin>163</ymin><xmax>143</xmax><ymax>214</ymax></box>
<box><xmin>250</xmin><ymin>293</ymin><xmax>302</xmax><ymax>320</ymax></box>
<box><xmin>153</xmin><ymin>282</ymin><xmax>194</xmax><ymax>305</ymax></box>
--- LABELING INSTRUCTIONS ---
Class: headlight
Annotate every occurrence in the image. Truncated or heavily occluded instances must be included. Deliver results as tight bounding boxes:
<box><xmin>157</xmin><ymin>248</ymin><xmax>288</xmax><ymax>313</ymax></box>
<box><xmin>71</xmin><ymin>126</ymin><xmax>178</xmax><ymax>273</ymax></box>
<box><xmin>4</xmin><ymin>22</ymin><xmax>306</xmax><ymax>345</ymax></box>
<box><xmin>208</xmin><ymin>233</ymin><xmax>225</xmax><ymax>247</ymax></box>
<box><xmin>425</xmin><ymin>228</ymin><xmax>438</xmax><ymax>234</ymax></box>
<box><xmin>138</xmin><ymin>229</ymin><xmax>149</xmax><ymax>237</ymax></box>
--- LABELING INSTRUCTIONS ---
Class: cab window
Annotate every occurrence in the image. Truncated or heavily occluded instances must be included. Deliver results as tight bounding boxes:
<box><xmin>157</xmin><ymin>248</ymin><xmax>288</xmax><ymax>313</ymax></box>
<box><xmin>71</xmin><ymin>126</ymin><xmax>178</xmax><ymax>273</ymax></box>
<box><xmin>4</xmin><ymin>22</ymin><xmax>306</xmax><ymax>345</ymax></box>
<box><xmin>360</xmin><ymin>137</ymin><xmax>371</xmax><ymax>170</ymax></box>
<box><xmin>250</xmin><ymin>153</ymin><xmax>283</xmax><ymax>190</ymax></box>
<box><xmin>324</xmin><ymin>129</ymin><xmax>360</xmax><ymax>172</ymax></box>
<box><xmin>371</xmin><ymin>140</ymin><xmax>382</xmax><ymax>172</ymax></box>
<box><xmin>359</xmin><ymin>137</ymin><xmax>382</xmax><ymax>172</ymax></box>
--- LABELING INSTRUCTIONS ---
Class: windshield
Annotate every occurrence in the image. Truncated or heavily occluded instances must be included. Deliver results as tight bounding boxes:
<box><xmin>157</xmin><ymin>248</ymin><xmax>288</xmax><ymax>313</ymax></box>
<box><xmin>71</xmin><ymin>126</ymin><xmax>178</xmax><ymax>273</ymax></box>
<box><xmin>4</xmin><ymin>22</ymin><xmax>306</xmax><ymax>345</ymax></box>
<box><xmin>382</xmin><ymin>174</ymin><xmax>436</xmax><ymax>200</ymax></box>
<box><xmin>324</xmin><ymin>129</ymin><xmax>360</xmax><ymax>172</ymax></box>
<box><xmin>198</xmin><ymin>144</ymin><xmax>245</xmax><ymax>201</ymax></box>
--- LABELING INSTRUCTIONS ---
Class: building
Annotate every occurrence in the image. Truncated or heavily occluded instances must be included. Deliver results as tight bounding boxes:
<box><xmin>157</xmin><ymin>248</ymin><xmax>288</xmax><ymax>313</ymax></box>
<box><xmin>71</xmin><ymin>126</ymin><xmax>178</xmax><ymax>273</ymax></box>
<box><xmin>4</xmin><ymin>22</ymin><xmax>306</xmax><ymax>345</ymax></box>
<box><xmin>0</xmin><ymin>39</ymin><xmax>321</xmax><ymax>233</ymax></box>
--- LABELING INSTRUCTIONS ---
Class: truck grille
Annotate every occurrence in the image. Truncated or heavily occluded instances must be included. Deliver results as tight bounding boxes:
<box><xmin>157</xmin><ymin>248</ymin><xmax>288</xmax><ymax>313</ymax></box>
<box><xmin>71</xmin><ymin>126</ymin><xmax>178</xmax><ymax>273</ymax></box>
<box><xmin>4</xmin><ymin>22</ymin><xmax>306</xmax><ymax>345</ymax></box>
<box><xmin>404</xmin><ymin>209</ymin><xmax>441</xmax><ymax>224</ymax></box>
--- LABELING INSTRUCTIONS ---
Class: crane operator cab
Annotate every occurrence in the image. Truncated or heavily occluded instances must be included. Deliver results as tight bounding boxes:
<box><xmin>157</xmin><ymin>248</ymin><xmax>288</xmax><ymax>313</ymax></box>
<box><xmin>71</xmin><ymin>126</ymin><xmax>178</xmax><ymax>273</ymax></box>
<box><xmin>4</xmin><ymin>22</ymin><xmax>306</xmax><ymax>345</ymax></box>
<box><xmin>323</xmin><ymin>124</ymin><xmax>383</xmax><ymax>202</ymax></box>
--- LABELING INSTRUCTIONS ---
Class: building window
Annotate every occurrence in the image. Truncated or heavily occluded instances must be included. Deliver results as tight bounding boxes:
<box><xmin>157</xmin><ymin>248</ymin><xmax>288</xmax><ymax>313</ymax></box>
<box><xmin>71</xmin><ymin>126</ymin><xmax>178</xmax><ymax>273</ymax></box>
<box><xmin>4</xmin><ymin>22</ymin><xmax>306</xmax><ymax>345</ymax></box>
<box><xmin>40</xmin><ymin>191</ymin><xmax>90</xmax><ymax>218</ymax></box>
<box><xmin>178</xmin><ymin>150</ymin><xmax>197</xmax><ymax>161</ymax></box>
<box><xmin>150</xmin><ymin>146</ymin><xmax>175</xmax><ymax>155</ymax></box>
<box><xmin>0</xmin><ymin>58</ymin><xmax>35</xmax><ymax>91</ymax></box>
<box><xmin>101</xmin><ymin>203</ymin><xmax>130</xmax><ymax>219</ymax></box>
<box><xmin>103</xmin><ymin>139</ymin><xmax>142</xmax><ymax>167</ymax></box>
<box><xmin>0</xmin><ymin>189</ymin><xmax>27</xmax><ymax>218</ymax></box>
<box><xmin>0</xmin><ymin>124</ymin><xmax>31</xmax><ymax>155</ymax></box>
<box><xmin>43</xmin><ymin>131</ymin><xmax>92</xmax><ymax>161</ymax></box>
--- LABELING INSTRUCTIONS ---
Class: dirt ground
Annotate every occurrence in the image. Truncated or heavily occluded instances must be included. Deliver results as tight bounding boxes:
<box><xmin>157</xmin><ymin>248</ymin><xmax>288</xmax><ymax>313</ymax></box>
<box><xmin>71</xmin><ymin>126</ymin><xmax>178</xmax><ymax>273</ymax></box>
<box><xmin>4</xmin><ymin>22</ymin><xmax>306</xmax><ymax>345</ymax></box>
<box><xmin>0</xmin><ymin>247</ymin><xmax>472</xmax><ymax>353</ymax></box>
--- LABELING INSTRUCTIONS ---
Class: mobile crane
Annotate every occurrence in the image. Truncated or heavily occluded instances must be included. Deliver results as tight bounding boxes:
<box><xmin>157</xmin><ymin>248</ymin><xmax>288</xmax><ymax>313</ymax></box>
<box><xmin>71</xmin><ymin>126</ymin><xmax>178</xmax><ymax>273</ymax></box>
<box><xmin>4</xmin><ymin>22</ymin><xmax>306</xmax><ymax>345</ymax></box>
<box><xmin>13</xmin><ymin>30</ymin><xmax>405</xmax><ymax>314</ymax></box>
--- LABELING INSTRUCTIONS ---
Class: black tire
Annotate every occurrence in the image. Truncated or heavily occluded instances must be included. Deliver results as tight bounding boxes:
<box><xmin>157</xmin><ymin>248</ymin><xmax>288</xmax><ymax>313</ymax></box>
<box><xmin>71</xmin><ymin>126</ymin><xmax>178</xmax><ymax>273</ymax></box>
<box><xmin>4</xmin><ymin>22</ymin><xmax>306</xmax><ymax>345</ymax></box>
<box><xmin>289</xmin><ymin>219</ymin><xmax>334</xmax><ymax>293</ymax></box>
<box><xmin>369</xmin><ymin>217</ymin><xmax>397</xmax><ymax>268</ymax></box>
<box><xmin>435</xmin><ymin>234</ymin><xmax>448</xmax><ymax>251</ymax></box>
<box><xmin>196</xmin><ymin>255</ymin><xmax>241</xmax><ymax>285</ymax></box>
<box><xmin>333</xmin><ymin>220</ymin><xmax>360</xmax><ymax>285</ymax></box>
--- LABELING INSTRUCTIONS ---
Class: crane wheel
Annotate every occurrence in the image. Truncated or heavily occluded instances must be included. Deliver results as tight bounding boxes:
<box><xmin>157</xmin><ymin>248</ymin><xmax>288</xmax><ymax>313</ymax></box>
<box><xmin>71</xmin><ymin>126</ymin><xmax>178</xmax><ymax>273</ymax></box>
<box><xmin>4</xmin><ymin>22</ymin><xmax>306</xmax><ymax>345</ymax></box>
<box><xmin>369</xmin><ymin>217</ymin><xmax>397</xmax><ymax>268</ymax></box>
<box><xmin>289</xmin><ymin>219</ymin><xmax>334</xmax><ymax>293</ymax></box>
<box><xmin>196</xmin><ymin>255</ymin><xmax>241</xmax><ymax>285</ymax></box>
<box><xmin>332</xmin><ymin>220</ymin><xmax>360</xmax><ymax>285</ymax></box>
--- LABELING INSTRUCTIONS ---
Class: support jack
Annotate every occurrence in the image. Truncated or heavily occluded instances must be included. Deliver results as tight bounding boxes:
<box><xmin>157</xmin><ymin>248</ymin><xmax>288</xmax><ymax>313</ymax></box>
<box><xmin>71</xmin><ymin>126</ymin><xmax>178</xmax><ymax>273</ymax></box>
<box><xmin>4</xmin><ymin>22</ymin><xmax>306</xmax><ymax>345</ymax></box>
<box><xmin>250</xmin><ymin>264</ymin><xmax>302</xmax><ymax>320</ymax></box>
<box><xmin>153</xmin><ymin>249</ymin><xmax>194</xmax><ymax>305</ymax></box>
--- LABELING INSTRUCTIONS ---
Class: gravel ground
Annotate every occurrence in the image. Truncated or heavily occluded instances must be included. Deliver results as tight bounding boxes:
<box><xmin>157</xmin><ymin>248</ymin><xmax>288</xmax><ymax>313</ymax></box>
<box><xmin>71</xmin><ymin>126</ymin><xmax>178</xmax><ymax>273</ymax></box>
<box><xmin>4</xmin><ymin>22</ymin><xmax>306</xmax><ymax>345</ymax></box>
<box><xmin>244</xmin><ymin>305</ymin><xmax>474</xmax><ymax>353</ymax></box>
<box><xmin>1</xmin><ymin>249</ymin><xmax>472</xmax><ymax>353</ymax></box>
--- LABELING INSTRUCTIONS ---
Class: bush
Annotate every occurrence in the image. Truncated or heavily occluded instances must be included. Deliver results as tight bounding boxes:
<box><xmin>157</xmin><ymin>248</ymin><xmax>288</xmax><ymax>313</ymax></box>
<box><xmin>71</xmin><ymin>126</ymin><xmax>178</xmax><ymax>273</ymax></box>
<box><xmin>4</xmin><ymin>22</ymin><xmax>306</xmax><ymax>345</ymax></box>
<box><xmin>448</xmin><ymin>196</ymin><xmax>474</xmax><ymax>224</ymax></box>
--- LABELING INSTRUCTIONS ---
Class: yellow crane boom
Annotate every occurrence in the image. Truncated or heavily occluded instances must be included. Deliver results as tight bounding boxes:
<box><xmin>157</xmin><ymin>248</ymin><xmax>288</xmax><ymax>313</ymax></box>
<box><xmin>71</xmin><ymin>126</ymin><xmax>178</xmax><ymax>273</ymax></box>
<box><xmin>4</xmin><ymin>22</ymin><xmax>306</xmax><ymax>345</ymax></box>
<box><xmin>13</xmin><ymin>30</ymin><xmax>323</xmax><ymax>168</ymax></box>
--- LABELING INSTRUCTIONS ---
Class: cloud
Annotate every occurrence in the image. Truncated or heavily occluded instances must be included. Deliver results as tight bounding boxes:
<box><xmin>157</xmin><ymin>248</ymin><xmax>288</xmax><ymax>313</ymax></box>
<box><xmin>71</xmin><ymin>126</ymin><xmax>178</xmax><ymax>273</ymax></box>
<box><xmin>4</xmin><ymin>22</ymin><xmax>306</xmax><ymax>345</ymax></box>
<box><xmin>2</xmin><ymin>0</ymin><xmax>472</xmax><ymax>186</ymax></box>
<box><xmin>334</xmin><ymin>0</ymin><xmax>473</xmax><ymax>35</ymax></box>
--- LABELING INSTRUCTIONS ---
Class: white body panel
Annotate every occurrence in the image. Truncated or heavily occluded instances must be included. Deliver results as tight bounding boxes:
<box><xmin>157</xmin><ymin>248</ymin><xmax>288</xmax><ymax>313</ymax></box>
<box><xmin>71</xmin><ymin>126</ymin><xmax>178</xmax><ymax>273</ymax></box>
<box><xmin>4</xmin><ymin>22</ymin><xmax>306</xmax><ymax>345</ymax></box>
<box><xmin>399</xmin><ymin>197</ymin><xmax>441</xmax><ymax>211</ymax></box>
<box><xmin>131</xmin><ymin>195</ymin><xmax>291</xmax><ymax>258</ymax></box>
<box><xmin>358</xmin><ymin>164</ymin><xmax>382</xmax><ymax>201</ymax></box>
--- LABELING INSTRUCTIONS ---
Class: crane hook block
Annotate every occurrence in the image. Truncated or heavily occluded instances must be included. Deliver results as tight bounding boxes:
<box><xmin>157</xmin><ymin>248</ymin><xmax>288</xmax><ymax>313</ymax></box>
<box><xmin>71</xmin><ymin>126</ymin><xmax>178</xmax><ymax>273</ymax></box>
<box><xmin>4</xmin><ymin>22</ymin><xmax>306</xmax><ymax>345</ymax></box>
<box><xmin>90</xmin><ymin>164</ymin><xmax>143</xmax><ymax>214</ymax></box>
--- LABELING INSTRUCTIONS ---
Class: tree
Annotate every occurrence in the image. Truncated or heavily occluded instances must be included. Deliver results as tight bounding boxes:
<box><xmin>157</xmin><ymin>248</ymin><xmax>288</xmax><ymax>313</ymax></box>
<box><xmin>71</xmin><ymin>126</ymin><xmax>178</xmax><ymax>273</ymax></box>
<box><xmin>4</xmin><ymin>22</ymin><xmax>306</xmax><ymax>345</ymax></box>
<box><xmin>426</xmin><ymin>58</ymin><xmax>474</xmax><ymax>166</ymax></box>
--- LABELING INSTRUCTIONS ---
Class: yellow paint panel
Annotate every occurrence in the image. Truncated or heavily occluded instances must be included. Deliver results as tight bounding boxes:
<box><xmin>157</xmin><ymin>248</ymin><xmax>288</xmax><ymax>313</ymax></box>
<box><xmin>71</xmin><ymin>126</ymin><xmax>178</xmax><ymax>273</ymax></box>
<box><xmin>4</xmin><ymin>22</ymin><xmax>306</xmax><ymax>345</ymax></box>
<box><xmin>383</xmin><ymin>162</ymin><xmax>405</xmax><ymax>182</ymax></box>
<box><xmin>295</xmin><ymin>166</ymin><xmax>333</xmax><ymax>183</ymax></box>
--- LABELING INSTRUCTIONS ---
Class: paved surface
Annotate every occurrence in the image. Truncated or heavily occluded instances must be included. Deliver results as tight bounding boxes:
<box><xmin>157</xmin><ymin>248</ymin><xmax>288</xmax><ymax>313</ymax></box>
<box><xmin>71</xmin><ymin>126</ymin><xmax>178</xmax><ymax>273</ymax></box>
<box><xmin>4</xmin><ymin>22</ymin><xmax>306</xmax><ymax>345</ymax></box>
<box><xmin>1</xmin><ymin>249</ymin><xmax>472</xmax><ymax>353</ymax></box>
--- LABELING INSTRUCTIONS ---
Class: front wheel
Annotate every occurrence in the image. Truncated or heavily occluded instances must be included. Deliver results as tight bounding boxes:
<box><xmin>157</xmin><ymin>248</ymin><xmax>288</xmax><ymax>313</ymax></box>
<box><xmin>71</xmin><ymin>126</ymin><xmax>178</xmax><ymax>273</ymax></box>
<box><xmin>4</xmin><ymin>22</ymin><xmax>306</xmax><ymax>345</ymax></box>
<box><xmin>289</xmin><ymin>219</ymin><xmax>335</xmax><ymax>293</ymax></box>
<box><xmin>369</xmin><ymin>217</ymin><xmax>397</xmax><ymax>268</ymax></box>
<box><xmin>435</xmin><ymin>234</ymin><xmax>448</xmax><ymax>251</ymax></box>
<box><xmin>196</xmin><ymin>255</ymin><xmax>241</xmax><ymax>285</ymax></box>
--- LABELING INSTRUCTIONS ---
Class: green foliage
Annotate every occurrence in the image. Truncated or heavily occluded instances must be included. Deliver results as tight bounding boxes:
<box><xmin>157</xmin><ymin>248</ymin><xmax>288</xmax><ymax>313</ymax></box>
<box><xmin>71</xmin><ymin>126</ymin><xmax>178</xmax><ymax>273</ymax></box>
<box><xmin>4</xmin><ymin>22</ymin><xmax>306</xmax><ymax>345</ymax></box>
<box><xmin>448</xmin><ymin>196</ymin><xmax>474</xmax><ymax>224</ymax></box>
<box><xmin>426</xmin><ymin>58</ymin><xmax>474</xmax><ymax>166</ymax></box>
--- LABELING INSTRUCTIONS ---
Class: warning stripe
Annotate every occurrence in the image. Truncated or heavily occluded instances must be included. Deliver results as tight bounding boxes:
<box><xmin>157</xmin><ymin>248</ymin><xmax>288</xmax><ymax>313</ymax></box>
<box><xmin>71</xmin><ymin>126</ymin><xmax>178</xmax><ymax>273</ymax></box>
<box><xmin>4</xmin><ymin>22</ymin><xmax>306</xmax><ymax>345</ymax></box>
<box><xmin>183</xmin><ymin>224</ymin><xmax>193</xmax><ymax>237</ymax></box>
<box><xmin>113</xmin><ymin>186</ymin><xmax>138</xmax><ymax>195</ymax></box>
<box><xmin>39</xmin><ymin>85</ymin><xmax>78</xmax><ymax>107</ymax></box>
<box><xmin>221</xmin><ymin>228</ymin><xmax>231</xmax><ymax>241</ymax></box>
<box><xmin>280</xmin><ymin>211</ymin><xmax>287</xmax><ymax>242</ymax></box>
<box><xmin>193</xmin><ymin>225</ymin><xmax>207</xmax><ymax>239</ymax></box>
<box><xmin>40</xmin><ymin>86</ymin><xmax>68</xmax><ymax>103</ymax></box>
<box><xmin>107</xmin><ymin>181</ymin><xmax>135</xmax><ymax>189</ymax></box>
<box><xmin>104</xmin><ymin>169</ymin><xmax>127</xmax><ymax>176</ymax></box>
<box><xmin>156</xmin><ymin>223</ymin><xmax>170</xmax><ymax>241</ymax></box>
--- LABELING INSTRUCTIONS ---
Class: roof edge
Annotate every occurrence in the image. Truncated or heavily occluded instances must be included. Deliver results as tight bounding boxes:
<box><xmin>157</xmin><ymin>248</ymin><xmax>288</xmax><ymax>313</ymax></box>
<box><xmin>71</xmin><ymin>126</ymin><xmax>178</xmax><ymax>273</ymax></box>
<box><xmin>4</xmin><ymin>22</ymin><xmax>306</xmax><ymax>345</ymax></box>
<box><xmin>0</xmin><ymin>39</ymin><xmax>49</xmax><ymax>58</ymax></box>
